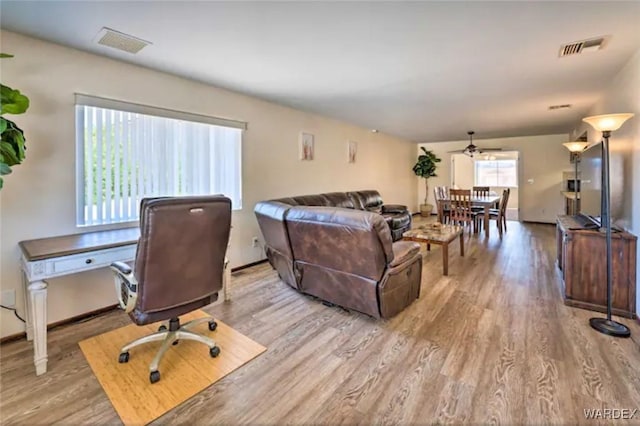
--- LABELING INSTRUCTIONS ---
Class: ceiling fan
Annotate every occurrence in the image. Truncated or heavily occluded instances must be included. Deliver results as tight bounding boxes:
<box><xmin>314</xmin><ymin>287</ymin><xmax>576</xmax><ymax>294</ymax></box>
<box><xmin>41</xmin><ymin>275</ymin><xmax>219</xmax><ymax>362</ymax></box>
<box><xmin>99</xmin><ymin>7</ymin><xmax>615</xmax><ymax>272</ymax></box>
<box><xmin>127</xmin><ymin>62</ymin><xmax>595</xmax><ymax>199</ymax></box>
<box><xmin>447</xmin><ymin>131</ymin><xmax>502</xmax><ymax>157</ymax></box>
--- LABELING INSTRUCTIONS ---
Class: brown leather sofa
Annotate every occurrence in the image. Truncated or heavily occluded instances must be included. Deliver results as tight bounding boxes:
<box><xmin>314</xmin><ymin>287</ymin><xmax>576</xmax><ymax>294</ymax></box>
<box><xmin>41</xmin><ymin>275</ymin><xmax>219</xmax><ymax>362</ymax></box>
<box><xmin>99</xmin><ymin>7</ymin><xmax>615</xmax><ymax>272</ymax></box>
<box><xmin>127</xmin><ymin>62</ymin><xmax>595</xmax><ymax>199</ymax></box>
<box><xmin>254</xmin><ymin>192</ymin><xmax>422</xmax><ymax>319</ymax></box>
<box><xmin>261</xmin><ymin>190</ymin><xmax>412</xmax><ymax>241</ymax></box>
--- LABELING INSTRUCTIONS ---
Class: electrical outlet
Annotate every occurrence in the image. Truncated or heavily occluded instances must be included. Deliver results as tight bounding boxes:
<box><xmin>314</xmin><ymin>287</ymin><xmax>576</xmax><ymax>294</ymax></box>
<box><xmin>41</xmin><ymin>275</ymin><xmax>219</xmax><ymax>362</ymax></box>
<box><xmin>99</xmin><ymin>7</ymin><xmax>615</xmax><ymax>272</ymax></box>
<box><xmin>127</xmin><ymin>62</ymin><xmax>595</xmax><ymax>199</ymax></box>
<box><xmin>252</xmin><ymin>237</ymin><xmax>259</xmax><ymax>247</ymax></box>
<box><xmin>1</xmin><ymin>290</ymin><xmax>16</xmax><ymax>308</ymax></box>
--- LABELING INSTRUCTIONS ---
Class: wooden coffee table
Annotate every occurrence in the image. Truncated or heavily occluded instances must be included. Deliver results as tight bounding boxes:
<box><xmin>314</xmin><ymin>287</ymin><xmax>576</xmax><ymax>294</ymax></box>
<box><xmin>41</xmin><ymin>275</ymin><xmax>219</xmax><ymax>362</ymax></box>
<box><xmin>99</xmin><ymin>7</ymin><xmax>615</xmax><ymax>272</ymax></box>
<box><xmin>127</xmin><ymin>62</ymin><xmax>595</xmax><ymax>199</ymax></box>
<box><xmin>403</xmin><ymin>224</ymin><xmax>464</xmax><ymax>276</ymax></box>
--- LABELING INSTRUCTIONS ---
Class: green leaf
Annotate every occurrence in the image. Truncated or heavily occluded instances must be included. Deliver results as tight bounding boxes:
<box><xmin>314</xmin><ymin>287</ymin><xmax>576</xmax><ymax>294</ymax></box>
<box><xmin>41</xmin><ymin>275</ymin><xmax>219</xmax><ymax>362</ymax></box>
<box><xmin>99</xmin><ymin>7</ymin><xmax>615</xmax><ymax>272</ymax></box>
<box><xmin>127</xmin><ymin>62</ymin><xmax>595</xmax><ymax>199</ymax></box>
<box><xmin>0</xmin><ymin>141</ymin><xmax>20</xmax><ymax>165</ymax></box>
<box><xmin>0</xmin><ymin>117</ymin><xmax>6</xmax><ymax>134</ymax></box>
<box><xmin>0</xmin><ymin>84</ymin><xmax>30</xmax><ymax>115</ymax></box>
<box><xmin>0</xmin><ymin>176</ymin><xmax>4</xmax><ymax>190</ymax></box>
<box><xmin>0</xmin><ymin>53</ymin><xmax>14</xmax><ymax>59</ymax></box>
<box><xmin>0</xmin><ymin>118</ymin><xmax>26</xmax><ymax>165</ymax></box>
<box><xmin>0</xmin><ymin>162</ymin><xmax>11</xmax><ymax>175</ymax></box>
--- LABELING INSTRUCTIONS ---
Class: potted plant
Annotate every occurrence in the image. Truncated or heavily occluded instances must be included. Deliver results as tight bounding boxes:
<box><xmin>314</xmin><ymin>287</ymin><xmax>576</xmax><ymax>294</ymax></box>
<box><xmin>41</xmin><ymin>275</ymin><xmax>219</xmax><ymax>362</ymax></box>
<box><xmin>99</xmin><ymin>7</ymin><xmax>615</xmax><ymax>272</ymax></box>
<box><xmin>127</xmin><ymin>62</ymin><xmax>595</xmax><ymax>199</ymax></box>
<box><xmin>412</xmin><ymin>147</ymin><xmax>441</xmax><ymax>217</ymax></box>
<box><xmin>0</xmin><ymin>53</ymin><xmax>30</xmax><ymax>190</ymax></box>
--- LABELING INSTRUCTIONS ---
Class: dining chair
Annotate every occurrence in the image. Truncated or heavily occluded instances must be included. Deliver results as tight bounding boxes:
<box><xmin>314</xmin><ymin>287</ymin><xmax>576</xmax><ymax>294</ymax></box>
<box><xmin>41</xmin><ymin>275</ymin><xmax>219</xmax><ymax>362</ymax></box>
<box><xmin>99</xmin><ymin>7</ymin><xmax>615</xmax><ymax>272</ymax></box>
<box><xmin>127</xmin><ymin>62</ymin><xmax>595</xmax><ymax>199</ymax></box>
<box><xmin>433</xmin><ymin>187</ymin><xmax>450</xmax><ymax>224</ymax></box>
<box><xmin>449</xmin><ymin>189</ymin><xmax>475</xmax><ymax>232</ymax></box>
<box><xmin>471</xmin><ymin>186</ymin><xmax>490</xmax><ymax>216</ymax></box>
<box><xmin>472</xmin><ymin>186</ymin><xmax>490</xmax><ymax>197</ymax></box>
<box><xmin>477</xmin><ymin>188</ymin><xmax>510</xmax><ymax>237</ymax></box>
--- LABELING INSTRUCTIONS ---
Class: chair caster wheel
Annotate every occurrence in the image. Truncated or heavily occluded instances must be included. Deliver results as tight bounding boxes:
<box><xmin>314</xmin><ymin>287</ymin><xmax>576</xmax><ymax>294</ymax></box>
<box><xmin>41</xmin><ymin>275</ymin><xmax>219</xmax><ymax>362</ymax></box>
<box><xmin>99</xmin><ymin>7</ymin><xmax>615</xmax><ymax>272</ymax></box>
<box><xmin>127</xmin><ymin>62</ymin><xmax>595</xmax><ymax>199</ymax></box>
<box><xmin>158</xmin><ymin>325</ymin><xmax>167</xmax><ymax>332</ymax></box>
<box><xmin>150</xmin><ymin>370</ymin><xmax>161</xmax><ymax>384</ymax></box>
<box><xmin>208</xmin><ymin>320</ymin><xmax>218</xmax><ymax>331</ymax></box>
<box><xmin>172</xmin><ymin>340</ymin><xmax>179</xmax><ymax>346</ymax></box>
<box><xmin>210</xmin><ymin>346</ymin><xmax>221</xmax><ymax>358</ymax></box>
<box><xmin>118</xmin><ymin>352</ymin><xmax>130</xmax><ymax>363</ymax></box>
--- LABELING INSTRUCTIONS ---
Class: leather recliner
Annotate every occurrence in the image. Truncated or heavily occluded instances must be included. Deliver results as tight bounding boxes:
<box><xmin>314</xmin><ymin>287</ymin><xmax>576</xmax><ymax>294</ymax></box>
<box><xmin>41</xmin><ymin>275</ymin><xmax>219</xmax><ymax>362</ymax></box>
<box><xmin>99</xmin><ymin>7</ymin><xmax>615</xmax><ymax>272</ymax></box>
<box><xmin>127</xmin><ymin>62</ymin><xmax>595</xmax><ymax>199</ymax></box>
<box><xmin>254</xmin><ymin>197</ymin><xmax>422</xmax><ymax>319</ymax></box>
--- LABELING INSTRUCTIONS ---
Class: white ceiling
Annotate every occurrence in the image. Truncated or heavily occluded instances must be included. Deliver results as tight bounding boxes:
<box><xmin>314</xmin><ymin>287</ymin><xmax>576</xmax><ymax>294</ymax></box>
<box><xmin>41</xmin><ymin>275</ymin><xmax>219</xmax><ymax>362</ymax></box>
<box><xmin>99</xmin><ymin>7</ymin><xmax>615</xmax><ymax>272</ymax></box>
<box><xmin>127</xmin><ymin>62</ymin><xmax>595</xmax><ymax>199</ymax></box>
<box><xmin>1</xmin><ymin>1</ymin><xmax>639</xmax><ymax>142</ymax></box>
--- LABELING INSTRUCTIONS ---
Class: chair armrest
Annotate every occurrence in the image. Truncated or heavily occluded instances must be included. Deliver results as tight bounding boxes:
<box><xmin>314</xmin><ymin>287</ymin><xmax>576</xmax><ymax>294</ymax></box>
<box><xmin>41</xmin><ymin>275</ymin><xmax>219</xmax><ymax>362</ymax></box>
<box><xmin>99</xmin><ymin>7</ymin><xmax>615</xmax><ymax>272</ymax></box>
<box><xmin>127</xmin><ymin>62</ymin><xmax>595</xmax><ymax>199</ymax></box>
<box><xmin>382</xmin><ymin>204</ymin><xmax>408</xmax><ymax>214</ymax></box>
<box><xmin>111</xmin><ymin>261</ymin><xmax>132</xmax><ymax>275</ymax></box>
<box><xmin>110</xmin><ymin>262</ymin><xmax>138</xmax><ymax>313</ymax></box>
<box><xmin>389</xmin><ymin>241</ymin><xmax>420</xmax><ymax>267</ymax></box>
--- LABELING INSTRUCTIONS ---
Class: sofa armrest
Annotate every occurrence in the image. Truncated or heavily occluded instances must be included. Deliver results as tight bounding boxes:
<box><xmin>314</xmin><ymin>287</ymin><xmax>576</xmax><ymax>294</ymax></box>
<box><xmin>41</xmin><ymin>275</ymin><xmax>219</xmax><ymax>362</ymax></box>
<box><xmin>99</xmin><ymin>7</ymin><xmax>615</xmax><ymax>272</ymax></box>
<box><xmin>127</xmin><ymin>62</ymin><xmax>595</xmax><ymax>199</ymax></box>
<box><xmin>382</xmin><ymin>204</ymin><xmax>408</xmax><ymax>214</ymax></box>
<box><xmin>389</xmin><ymin>241</ymin><xmax>420</xmax><ymax>267</ymax></box>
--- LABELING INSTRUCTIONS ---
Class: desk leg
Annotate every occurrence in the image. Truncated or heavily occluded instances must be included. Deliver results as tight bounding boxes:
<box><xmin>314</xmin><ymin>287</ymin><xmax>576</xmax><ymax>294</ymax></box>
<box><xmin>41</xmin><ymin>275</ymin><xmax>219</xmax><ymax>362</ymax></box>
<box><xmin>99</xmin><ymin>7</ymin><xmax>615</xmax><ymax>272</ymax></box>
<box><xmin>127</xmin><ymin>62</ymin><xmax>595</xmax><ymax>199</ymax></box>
<box><xmin>28</xmin><ymin>280</ymin><xmax>48</xmax><ymax>375</ymax></box>
<box><xmin>442</xmin><ymin>243</ymin><xmax>449</xmax><ymax>276</ymax></box>
<box><xmin>484</xmin><ymin>205</ymin><xmax>490</xmax><ymax>238</ymax></box>
<box><xmin>223</xmin><ymin>257</ymin><xmax>231</xmax><ymax>302</ymax></box>
<box><xmin>22</xmin><ymin>271</ymin><xmax>34</xmax><ymax>341</ymax></box>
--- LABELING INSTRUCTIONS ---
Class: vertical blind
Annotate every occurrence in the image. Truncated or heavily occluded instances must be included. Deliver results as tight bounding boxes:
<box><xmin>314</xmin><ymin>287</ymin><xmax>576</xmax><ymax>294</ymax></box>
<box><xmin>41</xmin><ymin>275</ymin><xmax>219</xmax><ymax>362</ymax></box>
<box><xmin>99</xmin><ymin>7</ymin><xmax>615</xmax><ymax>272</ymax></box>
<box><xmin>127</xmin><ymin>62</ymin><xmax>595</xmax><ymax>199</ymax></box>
<box><xmin>76</xmin><ymin>102</ymin><xmax>243</xmax><ymax>226</ymax></box>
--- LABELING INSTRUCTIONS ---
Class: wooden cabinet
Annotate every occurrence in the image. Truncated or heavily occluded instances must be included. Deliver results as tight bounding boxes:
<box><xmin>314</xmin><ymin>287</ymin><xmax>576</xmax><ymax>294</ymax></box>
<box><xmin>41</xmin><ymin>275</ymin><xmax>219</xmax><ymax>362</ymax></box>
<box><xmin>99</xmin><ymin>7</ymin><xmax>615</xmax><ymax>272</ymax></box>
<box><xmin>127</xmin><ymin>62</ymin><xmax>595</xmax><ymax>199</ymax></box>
<box><xmin>556</xmin><ymin>216</ymin><xmax>637</xmax><ymax>318</ymax></box>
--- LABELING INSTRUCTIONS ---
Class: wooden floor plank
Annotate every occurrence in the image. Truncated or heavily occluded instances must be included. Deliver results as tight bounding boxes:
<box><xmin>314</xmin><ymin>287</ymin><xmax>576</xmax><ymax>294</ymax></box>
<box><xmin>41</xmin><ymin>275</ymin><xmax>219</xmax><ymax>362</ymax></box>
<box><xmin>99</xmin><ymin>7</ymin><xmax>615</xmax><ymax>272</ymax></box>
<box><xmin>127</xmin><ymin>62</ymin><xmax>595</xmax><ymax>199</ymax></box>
<box><xmin>2</xmin><ymin>219</ymin><xmax>640</xmax><ymax>425</ymax></box>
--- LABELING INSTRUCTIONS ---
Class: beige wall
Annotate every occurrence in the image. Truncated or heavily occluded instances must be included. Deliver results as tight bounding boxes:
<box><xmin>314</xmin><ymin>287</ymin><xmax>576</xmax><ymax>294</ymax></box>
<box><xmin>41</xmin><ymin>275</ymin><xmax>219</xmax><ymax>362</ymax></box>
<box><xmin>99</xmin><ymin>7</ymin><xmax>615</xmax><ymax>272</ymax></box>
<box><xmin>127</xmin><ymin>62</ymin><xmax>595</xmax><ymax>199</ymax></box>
<box><xmin>569</xmin><ymin>48</ymin><xmax>640</xmax><ymax>312</ymax></box>
<box><xmin>418</xmin><ymin>134</ymin><xmax>570</xmax><ymax>223</ymax></box>
<box><xmin>0</xmin><ymin>31</ymin><xmax>417</xmax><ymax>338</ymax></box>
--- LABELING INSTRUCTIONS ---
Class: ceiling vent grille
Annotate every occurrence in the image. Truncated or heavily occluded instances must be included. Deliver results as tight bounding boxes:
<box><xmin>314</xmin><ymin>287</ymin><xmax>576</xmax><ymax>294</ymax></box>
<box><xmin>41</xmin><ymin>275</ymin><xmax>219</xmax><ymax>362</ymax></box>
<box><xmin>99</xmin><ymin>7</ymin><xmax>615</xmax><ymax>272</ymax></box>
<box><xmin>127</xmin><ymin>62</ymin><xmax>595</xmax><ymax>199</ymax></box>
<box><xmin>549</xmin><ymin>104</ymin><xmax>572</xmax><ymax>110</ymax></box>
<box><xmin>559</xmin><ymin>36</ymin><xmax>608</xmax><ymax>57</ymax></box>
<box><xmin>95</xmin><ymin>27</ymin><xmax>151</xmax><ymax>54</ymax></box>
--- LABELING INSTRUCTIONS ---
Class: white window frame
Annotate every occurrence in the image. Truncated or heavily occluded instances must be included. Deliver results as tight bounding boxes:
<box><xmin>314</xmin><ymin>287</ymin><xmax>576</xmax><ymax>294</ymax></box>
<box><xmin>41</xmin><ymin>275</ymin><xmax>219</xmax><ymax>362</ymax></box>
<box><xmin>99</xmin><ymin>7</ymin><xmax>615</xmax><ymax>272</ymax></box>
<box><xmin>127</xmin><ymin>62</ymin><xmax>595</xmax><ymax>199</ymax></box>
<box><xmin>75</xmin><ymin>94</ymin><xmax>246</xmax><ymax>228</ymax></box>
<box><xmin>474</xmin><ymin>158</ymin><xmax>519</xmax><ymax>188</ymax></box>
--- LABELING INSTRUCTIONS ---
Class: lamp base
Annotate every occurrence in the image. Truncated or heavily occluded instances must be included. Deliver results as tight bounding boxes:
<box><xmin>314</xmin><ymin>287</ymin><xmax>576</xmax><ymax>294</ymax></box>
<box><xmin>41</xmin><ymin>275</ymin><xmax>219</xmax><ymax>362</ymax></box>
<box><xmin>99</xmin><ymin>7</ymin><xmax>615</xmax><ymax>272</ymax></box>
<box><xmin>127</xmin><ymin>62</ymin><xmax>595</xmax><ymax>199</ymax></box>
<box><xmin>589</xmin><ymin>317</ymin><xmax>631</xmax><ymax>338</ymax></box>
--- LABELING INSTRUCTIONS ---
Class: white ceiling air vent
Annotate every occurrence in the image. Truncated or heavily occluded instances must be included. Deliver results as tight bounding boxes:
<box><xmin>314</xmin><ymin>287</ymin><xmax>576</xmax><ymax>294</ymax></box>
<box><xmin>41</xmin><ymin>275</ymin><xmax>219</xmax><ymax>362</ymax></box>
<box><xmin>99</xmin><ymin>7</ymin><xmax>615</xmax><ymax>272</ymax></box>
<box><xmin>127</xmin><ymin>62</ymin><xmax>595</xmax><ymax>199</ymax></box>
<box><xmin>95</xmin><ymin>27</ymin><xmax>151</xmax><ymax>54</ymax></box>
<box><xmin>548</xmin><ymin>104</ymin><xmax>572</xmax><ymax>110</ymax></box>
<box><xmin>559</xmin><ymin>36</ymin><xmax>609</xmax><ymax>57</ymax></box>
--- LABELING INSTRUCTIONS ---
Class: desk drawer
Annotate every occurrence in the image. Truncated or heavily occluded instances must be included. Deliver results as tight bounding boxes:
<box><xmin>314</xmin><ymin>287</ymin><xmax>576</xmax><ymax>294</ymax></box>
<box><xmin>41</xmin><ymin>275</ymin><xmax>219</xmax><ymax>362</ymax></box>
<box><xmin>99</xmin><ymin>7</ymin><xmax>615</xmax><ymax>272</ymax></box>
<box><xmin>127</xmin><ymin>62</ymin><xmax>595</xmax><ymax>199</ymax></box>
<box><xmin>51</xmin><ymin>245</ymin><xmax>136</xmax><ymax>276</ymax></box>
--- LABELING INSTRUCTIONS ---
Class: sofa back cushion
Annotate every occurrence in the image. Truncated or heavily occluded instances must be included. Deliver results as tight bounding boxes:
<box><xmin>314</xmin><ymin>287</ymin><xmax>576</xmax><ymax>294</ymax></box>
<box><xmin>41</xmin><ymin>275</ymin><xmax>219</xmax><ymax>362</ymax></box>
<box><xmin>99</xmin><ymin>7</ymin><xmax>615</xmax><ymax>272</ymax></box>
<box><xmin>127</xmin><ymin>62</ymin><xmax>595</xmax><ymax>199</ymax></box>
<box><xmin>322</xmin><ymin>192</ymin><xmax>355</xmax><ymax>209</ymax></box>
<box><xmin>285</xmin><ymin>206</ymin><xmax>393</xmax><ymax>281</ymax></box>
<box><xmin>291</xmin><ymin>194</ymin><xmax>332</xmax><ymax>206</ymax></box>
<box><xmin>349</xmin><ymin>190</ymin><xmax>383</xmax><ymax>212</ymax></box>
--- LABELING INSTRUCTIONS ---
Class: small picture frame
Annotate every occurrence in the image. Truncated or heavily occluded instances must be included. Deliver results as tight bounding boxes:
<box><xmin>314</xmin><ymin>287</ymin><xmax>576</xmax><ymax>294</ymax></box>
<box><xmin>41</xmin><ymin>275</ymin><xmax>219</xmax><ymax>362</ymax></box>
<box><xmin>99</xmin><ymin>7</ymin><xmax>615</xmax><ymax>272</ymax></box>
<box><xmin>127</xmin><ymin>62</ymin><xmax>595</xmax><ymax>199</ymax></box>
<box><xmin>348</xmin><ymin>140</ymin><xmax>357</xmax><ymax>163</ymax></box>
<box><xmin>300</xmin><ymin>132</ymin><xmax>314</xmax><ymax>161</ymax></box>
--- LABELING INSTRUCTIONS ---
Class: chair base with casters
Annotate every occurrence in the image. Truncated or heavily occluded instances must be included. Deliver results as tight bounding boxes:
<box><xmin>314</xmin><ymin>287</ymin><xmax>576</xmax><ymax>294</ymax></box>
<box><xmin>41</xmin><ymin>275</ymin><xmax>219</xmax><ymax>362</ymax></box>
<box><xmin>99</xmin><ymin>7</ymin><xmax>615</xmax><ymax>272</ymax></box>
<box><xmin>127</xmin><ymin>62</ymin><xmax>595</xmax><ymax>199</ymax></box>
<box><xmin>118</xmin><ymin>316</ymin><xmax>221</xmax><ymax>384</ymax></box>
<box><xmin>111</xmin><ymin>261</ymin><xmax>221</xmax><ymax>384</ymax></box>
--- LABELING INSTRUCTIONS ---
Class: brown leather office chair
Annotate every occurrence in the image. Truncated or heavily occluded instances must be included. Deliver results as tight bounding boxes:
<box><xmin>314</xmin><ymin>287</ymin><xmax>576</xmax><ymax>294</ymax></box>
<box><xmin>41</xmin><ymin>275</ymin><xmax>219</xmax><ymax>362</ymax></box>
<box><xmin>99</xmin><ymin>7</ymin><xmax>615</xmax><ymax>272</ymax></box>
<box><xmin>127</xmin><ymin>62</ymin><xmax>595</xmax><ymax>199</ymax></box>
<box><xmin>111</xmin><ymin>196</ymin><xmax>232</xmax><ymax>384</ymax></box>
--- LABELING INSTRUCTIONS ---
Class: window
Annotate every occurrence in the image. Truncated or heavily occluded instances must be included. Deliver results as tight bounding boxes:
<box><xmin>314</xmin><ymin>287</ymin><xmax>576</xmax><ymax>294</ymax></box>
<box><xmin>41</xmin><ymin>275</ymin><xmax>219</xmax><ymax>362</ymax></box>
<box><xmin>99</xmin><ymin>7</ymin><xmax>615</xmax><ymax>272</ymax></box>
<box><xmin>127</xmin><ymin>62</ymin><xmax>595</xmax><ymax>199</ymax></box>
<box><xmin>474</xmin><ymin>159</ymin><xmax>518</xmax><ymax>187</ymax></box>
<box><xmin>75</xmin><ymin>95</ymin><xmax>244</xmax><ymax>226</ymax></box>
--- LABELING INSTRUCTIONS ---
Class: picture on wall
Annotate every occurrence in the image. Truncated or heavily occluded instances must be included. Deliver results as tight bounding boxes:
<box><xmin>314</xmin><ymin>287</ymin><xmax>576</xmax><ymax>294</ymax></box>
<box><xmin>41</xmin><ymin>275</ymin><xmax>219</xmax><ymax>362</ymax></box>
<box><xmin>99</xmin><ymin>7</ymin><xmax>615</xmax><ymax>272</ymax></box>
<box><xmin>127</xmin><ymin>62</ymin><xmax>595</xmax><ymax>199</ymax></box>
<box><xmin>300</xmin><ymin>132</ymin><xmax>315</xmax><ymax>161</ymax></box>
<box><xmin>348</xmin><ymin>140</ymin><xmax>357</xmax><ymax>163</ymax></box>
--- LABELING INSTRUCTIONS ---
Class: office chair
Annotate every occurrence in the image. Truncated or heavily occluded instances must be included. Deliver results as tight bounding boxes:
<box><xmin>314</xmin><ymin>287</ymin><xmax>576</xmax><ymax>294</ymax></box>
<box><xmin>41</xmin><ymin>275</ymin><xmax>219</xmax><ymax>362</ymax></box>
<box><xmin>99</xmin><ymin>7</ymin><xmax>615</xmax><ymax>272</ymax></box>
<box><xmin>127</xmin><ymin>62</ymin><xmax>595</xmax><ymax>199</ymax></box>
<box><xmin>111</xmin><ymin>196</ymin><xmax>232</xmax><ymax>383</ymax></box>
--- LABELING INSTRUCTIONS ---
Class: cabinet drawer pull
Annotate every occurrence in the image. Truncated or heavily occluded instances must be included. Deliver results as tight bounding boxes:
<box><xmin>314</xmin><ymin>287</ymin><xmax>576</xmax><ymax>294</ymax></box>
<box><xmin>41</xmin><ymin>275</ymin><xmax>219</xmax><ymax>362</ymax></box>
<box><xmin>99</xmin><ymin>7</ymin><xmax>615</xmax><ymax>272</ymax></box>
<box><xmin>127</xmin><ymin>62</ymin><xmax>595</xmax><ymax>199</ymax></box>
<box><xmin>85</xmin><ymin>258</ymin><xmax>93</xmax><ymax>264</ymax></box>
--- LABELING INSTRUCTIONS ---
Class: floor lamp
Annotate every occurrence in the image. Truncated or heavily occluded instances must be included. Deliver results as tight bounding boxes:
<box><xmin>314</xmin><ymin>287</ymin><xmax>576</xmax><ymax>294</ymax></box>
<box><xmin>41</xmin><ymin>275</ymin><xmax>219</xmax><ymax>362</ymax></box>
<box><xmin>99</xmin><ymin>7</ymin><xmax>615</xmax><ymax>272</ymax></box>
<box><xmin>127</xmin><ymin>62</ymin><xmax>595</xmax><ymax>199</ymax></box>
<box><xmin>562</xmin><ymin>141</ymin><xmax>590</xmax><ymax>214</ymax></box>
<box><xmin>582</xmin><ymin>113</ymin><xmax>634</xmax><ymax>338</ymax></box>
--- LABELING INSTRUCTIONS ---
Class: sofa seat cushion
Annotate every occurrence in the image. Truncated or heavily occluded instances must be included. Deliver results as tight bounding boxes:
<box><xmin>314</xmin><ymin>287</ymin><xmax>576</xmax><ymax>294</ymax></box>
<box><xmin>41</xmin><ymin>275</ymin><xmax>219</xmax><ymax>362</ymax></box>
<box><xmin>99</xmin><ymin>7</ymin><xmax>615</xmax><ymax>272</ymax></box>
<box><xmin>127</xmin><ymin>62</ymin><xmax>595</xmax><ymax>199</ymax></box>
<box><xmin>390</xmin><ymin>241</ymin><xmax>420</xmax><ymax>267</ymax></box>
<box><xmin>382</xmin><ymin>212</ymin><xmax>411</xmax><ymax>229</ymax></box>
<box><xmin>381</xmin><ymin>204</ymin><xmax>408</xmax><ymax>214</ymax></box>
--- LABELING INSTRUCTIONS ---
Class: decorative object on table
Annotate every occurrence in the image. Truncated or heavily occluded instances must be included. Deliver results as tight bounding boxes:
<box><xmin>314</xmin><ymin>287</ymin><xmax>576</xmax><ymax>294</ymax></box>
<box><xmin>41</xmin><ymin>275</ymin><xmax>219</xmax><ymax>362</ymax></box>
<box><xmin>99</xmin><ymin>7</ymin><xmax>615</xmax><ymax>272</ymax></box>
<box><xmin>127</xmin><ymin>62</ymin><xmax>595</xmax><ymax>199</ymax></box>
<box><xmin>79</xmin><ymin>310</ymin><xmax>266</xmax><ymax>426</ymax></box>
<box><xmin>582</xmin><ymin>112</ymin><xmax>634</xmax><ymax>338</ymax></box>
<box><xmin>562</xmin><ymin>140</ymin><xmax>590</xmax><ymax>214</ymax></box>
<box><xmin>413</xmin><ymin>147</ymin><xmax>441</xmax><ymax>217</ymax></box>
<box><xmin>447</xmin><ymin>131</ymin><xmax>501</xmax><ymax>157</ymax></box>
<box><xmin>299</xmin><ymin>132</ymin><xmax>314</xmax><ymax>160</ymax></box>
<box><xmin>0</xmin><ymin>53</ymin><xmax>30</xmax><ymax>190</ymax></box>
<box><xmin>347</xmin><ymin>140</ymin><xmax>357</xmax><ymax>163</ymax></box>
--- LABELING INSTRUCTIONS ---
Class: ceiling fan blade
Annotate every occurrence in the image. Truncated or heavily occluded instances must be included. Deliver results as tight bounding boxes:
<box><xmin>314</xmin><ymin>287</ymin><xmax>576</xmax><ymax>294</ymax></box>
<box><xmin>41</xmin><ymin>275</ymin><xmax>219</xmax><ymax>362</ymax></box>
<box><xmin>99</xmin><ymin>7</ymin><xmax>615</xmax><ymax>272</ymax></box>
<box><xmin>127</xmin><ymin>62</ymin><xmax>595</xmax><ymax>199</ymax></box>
<box><xmin>478</xmin><ymin>148</ymin><xmax>502</xmax><ymax>152</ymax></box>
<box><xmin>447</xmin><ymin>149</ymin><xmax>467</xmax><ymax>153</ymax></box>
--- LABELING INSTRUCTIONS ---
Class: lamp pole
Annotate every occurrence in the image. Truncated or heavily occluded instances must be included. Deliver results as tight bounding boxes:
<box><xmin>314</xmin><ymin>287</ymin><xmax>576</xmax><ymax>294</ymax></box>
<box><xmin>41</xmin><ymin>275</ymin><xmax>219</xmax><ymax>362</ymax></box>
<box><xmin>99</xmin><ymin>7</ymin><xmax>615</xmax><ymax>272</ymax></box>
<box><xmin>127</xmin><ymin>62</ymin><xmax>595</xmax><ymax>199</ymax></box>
<box><xmin>582</xmin><ymin>113</ymin><xmax>634</xmax><ymax>338</ymax></box>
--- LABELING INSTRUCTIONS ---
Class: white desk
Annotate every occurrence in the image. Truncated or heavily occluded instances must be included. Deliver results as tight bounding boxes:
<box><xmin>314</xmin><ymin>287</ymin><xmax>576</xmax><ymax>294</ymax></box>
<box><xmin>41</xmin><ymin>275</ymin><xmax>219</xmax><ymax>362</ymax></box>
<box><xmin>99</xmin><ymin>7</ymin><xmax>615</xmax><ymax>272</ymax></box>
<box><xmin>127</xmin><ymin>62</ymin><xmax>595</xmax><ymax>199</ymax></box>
<box><xmin>19</xmin><ymin>228</ymin><xmax>231</xmax><ymax>376</ymax></box>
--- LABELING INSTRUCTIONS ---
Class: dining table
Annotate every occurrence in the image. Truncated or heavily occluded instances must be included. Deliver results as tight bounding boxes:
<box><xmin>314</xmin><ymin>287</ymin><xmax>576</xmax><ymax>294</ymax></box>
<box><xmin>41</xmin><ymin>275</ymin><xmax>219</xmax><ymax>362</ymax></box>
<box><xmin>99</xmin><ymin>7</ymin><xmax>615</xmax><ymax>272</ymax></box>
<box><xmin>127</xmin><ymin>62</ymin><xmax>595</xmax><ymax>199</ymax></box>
<box><xmin>437</xmin><ymin>193</ymin><xmax>502</xmax><ymax>238</ymax></box>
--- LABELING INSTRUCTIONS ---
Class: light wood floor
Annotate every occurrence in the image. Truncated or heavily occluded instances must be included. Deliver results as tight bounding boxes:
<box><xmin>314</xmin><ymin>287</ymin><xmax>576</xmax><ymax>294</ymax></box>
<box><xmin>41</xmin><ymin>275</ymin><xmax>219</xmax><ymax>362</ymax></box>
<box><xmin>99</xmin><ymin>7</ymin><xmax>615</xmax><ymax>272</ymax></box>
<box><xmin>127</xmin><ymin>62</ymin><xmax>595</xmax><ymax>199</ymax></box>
<box><xmin>2</xmin><ymin>219</ymin><xmax>640</xmax><ymax>425</ymax></box>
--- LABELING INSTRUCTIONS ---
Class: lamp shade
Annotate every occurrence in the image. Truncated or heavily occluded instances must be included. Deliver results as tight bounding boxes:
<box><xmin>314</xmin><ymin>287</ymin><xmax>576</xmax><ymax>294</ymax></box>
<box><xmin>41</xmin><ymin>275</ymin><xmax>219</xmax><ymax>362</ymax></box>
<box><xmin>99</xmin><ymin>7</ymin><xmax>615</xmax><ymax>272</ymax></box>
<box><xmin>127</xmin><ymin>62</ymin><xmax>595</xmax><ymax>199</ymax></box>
<box><xmin>563</xmin><ymin>141</ymin><xmax>590</xmax><ymax>153</ymax></box>
<box><xmin>582</xmin><ymin>113</ymin><xmax>634</xmax><ymax>132</ymax></box>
